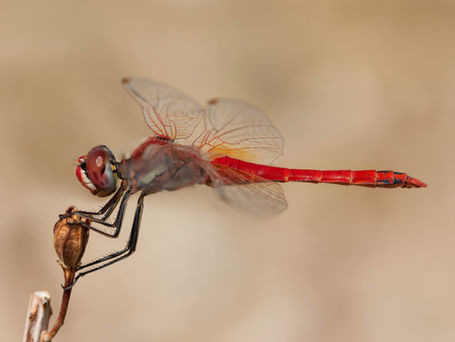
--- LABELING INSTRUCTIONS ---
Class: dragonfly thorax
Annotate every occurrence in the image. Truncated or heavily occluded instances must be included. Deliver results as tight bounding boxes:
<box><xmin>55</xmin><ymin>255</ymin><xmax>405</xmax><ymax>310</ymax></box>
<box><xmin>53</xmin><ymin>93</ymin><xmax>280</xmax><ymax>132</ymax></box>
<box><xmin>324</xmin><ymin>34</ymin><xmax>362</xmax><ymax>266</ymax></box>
<box><xmin>118</xmin><ymin>141</ymin><xmax>209</xmax><ymax>195</ymax></box>
<box><xmin>76</xmin><ymin>145</ymin><xmax>118</xmax><ymax>197</ymax></box>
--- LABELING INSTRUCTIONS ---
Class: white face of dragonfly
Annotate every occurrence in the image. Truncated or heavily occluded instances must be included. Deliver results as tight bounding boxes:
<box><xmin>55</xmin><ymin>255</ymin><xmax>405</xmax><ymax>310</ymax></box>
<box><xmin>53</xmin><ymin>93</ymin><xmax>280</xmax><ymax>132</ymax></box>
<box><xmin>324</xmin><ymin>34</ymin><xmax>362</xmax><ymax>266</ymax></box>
<box><xmin>76</xmin><ymin>145</ymin><xmax>118</xmax><ymax>197</ymax></box>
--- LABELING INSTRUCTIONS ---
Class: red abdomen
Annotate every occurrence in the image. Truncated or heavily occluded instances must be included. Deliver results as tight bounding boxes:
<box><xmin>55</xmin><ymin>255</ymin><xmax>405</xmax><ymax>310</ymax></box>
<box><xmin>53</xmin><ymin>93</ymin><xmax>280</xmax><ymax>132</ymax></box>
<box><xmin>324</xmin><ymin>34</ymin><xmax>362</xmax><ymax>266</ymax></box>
<box><xmin>211</xmin><ymin>156</ymin><xmax>426</xmax><ymax>188</ymax></box>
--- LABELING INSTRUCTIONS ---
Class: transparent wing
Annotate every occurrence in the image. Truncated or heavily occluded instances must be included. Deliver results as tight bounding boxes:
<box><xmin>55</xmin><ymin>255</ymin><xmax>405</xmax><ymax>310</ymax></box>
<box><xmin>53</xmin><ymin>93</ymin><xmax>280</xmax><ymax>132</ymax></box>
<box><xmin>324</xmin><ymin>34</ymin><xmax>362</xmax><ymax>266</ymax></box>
<box><xmin>122</xmin><ymin>77</ymin><xmax>204</xmax><ymax>141</ymax></box>
<box><xmin>195</xmin><ymin>98</ymin><xmax>284</xmax><ymax>164</ymax></box>
<box><xmin>123</xmin><ymin>79</ymin><xmax>283</xmax><ymax>164</ymax></box>
<box><xmin>209</xmin><ymin>165</ymin><xmax>288</xmax><ymax>216</ymax></box>
<box><xmin>122</xmin><ymin>78</ymin><xmax>287</xmax><ymax>214</ymax></box>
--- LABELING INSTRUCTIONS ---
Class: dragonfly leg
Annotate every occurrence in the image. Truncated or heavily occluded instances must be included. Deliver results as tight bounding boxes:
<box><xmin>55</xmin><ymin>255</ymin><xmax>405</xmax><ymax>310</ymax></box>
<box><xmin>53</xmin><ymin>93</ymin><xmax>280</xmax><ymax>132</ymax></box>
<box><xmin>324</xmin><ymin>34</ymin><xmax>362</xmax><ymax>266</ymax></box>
<box><xmin>66</xmin><ymin>193</ymin><xmax>145</xmax><ymax>289</ymax></box>
<box><xmin>60</xmin><ymin>180</ymin><xmax>127</xmax><ymax>221</ymax></box>
<box><xmin>68</xmin><ymin>186</ymin><xmax>133</xmax><ymax>238</ymax></box>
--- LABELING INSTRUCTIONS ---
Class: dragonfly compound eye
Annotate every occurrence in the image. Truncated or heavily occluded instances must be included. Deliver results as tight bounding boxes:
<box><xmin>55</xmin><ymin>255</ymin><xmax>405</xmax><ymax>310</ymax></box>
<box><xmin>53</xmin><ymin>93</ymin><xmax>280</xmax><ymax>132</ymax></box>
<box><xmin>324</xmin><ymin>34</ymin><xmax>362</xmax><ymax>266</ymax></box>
<box><xmin>76</xmin><ymin>145</ymin><xmax>118</xmax><ymax>197</ymax></box>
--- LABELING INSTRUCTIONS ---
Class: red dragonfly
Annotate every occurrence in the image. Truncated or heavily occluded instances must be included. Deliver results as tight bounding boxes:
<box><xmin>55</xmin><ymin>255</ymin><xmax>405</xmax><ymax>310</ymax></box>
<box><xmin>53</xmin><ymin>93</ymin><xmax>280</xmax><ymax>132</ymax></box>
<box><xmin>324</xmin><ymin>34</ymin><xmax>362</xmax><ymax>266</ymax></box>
<box><xmin>67</xmin><ymin>77</ymin><xmax>426</xmax><ymax>285</ymax></box>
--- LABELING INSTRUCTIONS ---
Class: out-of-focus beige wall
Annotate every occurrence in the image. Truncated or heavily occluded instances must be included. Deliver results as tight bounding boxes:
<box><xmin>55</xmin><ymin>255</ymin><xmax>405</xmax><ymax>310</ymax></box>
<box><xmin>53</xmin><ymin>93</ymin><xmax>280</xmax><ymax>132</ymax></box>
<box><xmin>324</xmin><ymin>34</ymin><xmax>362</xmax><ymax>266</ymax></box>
<box><xmin>1</xmin><ymin>1</ymin><xmax>453</xmax><ymax>341</ymax></box>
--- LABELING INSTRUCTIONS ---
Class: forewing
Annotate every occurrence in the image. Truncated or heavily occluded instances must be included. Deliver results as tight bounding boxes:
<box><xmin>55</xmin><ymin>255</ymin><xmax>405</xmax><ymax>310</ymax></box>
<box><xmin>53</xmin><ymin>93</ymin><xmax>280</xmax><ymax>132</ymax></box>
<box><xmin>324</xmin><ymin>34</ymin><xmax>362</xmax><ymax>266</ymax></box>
<box><xmin>196</xmin><ymin>98</ymin><xmax>283</xmax><ymax>164</ymax></box>
<box><xmin>122</xmin><ymin>77</ymin><xmax>204</xmax><ymax>141</ymax></box>
<box><xmin>210</xmin><ymin>166</ymin><xmax>288</xmax><ymax>216</ymax></box>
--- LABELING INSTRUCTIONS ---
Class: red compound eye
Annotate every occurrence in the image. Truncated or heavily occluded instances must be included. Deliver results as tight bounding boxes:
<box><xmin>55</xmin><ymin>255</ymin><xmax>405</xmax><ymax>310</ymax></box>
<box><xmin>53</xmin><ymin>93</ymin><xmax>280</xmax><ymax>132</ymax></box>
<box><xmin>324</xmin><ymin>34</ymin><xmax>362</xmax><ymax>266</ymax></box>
<box><xmin>86</xmin><ymin>148</ymin><xmax>107</xmax><ymax>182</ymax></box>
<box><xmin>76</xmin><ymin>145</ymin><xmax>118</xmax><ymax>197</ymax></box>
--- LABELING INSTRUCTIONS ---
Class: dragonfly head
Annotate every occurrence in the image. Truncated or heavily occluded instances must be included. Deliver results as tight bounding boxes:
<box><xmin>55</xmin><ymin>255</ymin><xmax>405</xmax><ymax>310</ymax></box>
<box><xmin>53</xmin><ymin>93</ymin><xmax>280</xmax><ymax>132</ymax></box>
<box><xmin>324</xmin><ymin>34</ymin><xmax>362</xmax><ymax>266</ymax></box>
<box><xmin>76</xmin><ymin>145</ymin><xmax>118</xmax><ymax>197</ymax></box>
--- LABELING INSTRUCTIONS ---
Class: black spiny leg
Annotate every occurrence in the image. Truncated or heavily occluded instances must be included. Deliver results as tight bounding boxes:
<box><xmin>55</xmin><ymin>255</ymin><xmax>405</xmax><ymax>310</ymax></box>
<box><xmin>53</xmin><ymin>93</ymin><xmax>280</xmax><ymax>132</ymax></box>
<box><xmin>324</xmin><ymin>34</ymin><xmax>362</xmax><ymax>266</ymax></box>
<box><xmin>66</xmin><ymin>193</ymin><xmax>145</xmax><ymax>288</ymax></box>
<box><xmin>77</xmin><ymin>180</ymin><xmax>127</xmax><ymax>221</ymax></box>
<box><xmin>63</xmin><ymin>180</ymin><xmax>127</xmax><ymax>225</ymax></box>
<box><xmin>70</xmin><ymin>186</ymin><xmax>133</xmax><ymax>238</ymax></box>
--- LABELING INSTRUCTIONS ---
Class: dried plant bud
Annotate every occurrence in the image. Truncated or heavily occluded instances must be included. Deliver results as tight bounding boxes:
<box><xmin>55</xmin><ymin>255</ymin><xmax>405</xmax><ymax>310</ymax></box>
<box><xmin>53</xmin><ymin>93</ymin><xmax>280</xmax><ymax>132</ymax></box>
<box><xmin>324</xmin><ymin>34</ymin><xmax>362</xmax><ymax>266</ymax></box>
<box><xmin>53</xmin><ymin>206</ymin><xmax>90</xmax><ymax>271</ymax></box>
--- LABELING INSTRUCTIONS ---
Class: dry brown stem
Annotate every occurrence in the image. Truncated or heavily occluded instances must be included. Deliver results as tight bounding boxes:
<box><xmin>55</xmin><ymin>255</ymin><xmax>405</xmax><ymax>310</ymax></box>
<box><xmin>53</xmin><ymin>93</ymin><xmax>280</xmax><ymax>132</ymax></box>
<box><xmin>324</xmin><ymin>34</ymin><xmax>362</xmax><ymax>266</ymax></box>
<box><xmin>40</xmin><ymin>269</ymin><xmax>75</xmax><ymax>342</ymax></box>
<box><xmin>24</xmin><ymin>206</ymin><xmax>91</xmax><ymax>341</ymax></box>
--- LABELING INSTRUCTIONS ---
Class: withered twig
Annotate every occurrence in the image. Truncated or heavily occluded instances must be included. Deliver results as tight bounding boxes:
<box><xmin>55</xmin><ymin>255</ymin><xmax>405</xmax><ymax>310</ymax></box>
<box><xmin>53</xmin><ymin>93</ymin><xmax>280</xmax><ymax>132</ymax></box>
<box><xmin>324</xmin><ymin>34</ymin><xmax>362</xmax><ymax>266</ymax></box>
<box><xmin>22</xmin><ymin>291</ymin><xmax>52</xmax><ymax>342</ymax></box>
<box><xmin>23</xmin><ymin>206</ymin><xmax>91</xmax><ymax>342</ymax></box>
<box><xmin>40</xmin><ymin>269</ymin><xmax>75</xmax><ymax>341</ymax></box>
<box><xmin>40</xmin><ymin>206</ymin><xmax>90</xmax><ymax>341</ymax></box>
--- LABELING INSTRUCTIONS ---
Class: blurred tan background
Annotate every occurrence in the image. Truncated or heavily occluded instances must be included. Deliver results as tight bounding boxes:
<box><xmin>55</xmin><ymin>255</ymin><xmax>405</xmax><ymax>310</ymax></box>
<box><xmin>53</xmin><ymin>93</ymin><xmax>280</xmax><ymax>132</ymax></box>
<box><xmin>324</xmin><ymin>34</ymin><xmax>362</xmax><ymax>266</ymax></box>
<box><xmin>1</xmin><ymin>1</ymin><xmax>453</xmax><ymax>341</ymax></box>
